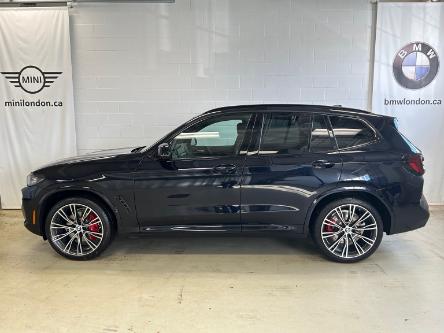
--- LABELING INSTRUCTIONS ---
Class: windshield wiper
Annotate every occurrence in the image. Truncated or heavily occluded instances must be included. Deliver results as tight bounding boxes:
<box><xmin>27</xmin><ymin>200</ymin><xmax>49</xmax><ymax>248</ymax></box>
<box><xmin>131</xmin><ymin>146</ymin><xmax>146</xmax><ymax>153</ymax></box>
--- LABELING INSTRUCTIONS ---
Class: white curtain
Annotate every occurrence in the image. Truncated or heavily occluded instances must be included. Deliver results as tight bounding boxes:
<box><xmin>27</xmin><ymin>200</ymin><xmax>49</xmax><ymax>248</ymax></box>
<box><xmin>0</xmin><ymin>7</ymin><xmax>76</xmax><ymax>209</ymax></box>
<box><xmin>372</xmin><ymin>3</ymin><xmax>444</xmax><ymax>204</ymax></box>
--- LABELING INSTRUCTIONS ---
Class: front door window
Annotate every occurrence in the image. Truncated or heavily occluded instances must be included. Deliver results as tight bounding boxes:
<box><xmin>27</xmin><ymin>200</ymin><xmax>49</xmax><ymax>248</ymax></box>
<box><xmin>170</xmin><ymin>113</ymin><xmax>252</xmax><ymax>159</ymax></box>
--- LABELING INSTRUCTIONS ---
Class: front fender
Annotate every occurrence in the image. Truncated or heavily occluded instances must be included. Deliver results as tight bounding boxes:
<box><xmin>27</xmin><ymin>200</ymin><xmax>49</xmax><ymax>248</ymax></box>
<box><xmin>34</xmin><ymin>181</ymin><xmax>138</xmax><ymax>238</ymax></box>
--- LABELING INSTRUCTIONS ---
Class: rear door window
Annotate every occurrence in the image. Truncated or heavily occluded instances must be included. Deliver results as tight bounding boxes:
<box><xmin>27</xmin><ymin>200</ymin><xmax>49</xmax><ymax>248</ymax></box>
<box><xmin>259</xmin><ymin>113</ymin><xmax>311</xmax><ymax>155</ymax></box>
<box><xmin>329</xmin><ymin>116</ymin><xmax>376</xmax><ymax>149</ymax></box>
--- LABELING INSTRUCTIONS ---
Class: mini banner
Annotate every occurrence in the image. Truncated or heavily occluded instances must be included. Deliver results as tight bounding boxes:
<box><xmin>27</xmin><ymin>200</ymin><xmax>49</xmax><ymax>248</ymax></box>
<box><xmin>0</xmin><ymin>7</ymin><xmax>76</xmax><ymax>209</ymax></box>
<box><xmin>373</xmin><ymin>3</ymin><xmax>444</xmax><ymax>204</ymax></box>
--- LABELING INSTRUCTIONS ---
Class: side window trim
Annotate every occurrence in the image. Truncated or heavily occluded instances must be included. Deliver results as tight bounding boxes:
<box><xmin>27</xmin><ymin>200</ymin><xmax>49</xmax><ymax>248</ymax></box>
<box><xmin>325</xmin><ymin>114</ymin><xmax>339</xmax><ymax>151</ymax></box>
<box><xmin>248</xmin><ymin>112</ymin><xmax>265</xmax><ymax>156</ymax></box>
<box><xmin>309</xmin><ymin>114</ymin><xmax>338</xmax><ymax>153</ymax></box>
<box><xmin>244</xmin><ymin>112</ymin><xmax>265</xmax><ymax>156</ymax></box>
<box><xmin>256</xmin><ymin>112</ymin><xmax>267</xmax><ymax>155</ymax></box>
<box><xmin>238</xmin><ymin>112</ymin><xmax>260</xmax><ymax>156</ymax></box>
<box><xmin>308</xmin><ymin>114</ymin><xmax>314</xmax><ymax>150</ymax></box>
<box><xmin>328</xmin><ymin>115</ymin><xmax>378</xmax><ymax>151</ymax></box>
<box><xmin>256</xmin><ymin>112</ymin><xmax>270</xmax><ymax>155</ymax></box>
<box><xmin>257</xmin><ymin>113</ymin><xmax>265</xmax><ymax>155</ymax></box>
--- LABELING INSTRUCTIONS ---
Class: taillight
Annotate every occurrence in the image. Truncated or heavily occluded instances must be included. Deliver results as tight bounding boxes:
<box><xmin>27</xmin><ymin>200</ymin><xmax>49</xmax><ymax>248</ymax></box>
<box><xmin>406</xmin><ymin>154</ymin><xmax>424</xmax><ymax>175</ymax></box>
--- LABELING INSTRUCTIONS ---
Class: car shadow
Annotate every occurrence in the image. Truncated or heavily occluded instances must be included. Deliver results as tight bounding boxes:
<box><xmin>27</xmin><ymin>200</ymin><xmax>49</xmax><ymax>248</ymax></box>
<box><xmin>102</xmin><ymin>232</ymin><xmax>320</xmax><ymax>257</ymax></box>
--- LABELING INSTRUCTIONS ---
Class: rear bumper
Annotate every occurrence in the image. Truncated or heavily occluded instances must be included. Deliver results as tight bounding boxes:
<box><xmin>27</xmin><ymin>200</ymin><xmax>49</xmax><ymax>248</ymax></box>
<box><xmin>389</xmin><ymin>194</ymin><xmax>429</xmax><ymax>234</ymax></box>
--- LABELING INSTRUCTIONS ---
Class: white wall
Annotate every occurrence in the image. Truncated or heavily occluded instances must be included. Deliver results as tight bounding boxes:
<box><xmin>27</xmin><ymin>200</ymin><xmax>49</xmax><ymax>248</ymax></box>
<box><xmin>70</xmin><ymin>0</ymin><xmax>372</xmax><ymax>154</ymax></box>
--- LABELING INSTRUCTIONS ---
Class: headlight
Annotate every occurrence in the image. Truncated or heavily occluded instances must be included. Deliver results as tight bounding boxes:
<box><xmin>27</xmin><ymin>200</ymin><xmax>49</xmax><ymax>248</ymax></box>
<box><xmin>27</xmin><ymin>173</ymin><xmax>44</xmax><ymax>186</ymax></box>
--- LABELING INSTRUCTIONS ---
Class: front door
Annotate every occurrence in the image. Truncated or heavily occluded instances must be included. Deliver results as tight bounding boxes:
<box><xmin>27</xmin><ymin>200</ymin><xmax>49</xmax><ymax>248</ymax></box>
<box><xmin>241</xmin><ymin>112</ymin><xmax>343</xmax><ymax>232</ymax></box>
<box><xmin>133</xmin><ymin>111</ymin><xmax>254</xmax><ymax>231</ymax></box>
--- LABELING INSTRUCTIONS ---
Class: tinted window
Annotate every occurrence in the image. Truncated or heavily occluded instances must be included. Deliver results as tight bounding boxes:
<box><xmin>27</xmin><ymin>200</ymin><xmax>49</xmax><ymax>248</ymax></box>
<box><xmin>170</xmin><ymin>113</ymin><xmax>251</xmax><ymax>159</ymax></box>
<box><xmin>329</xmin><ymin>116</ymin><xmax>375</xmax><ymax>149</ymax></box>
<box><xmin>260</xmin><ymin>113</ymin><xmax>311</xmax><ymax>155</ymax></box>
<box><xmin>310</xmin><ymin>115</ymin><xmax>335</xmax><ymax>152</ymax></box>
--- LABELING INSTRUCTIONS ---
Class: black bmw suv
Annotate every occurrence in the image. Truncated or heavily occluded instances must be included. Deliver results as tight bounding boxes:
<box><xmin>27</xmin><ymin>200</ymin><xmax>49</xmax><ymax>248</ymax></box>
<box><xmin>22</xmin><ymin>104</ymin><xmax>429</xmax><ymax>262</ymax></box>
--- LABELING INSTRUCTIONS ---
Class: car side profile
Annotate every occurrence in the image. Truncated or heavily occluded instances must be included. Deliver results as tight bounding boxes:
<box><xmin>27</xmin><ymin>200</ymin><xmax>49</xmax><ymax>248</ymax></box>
<box><xmin>22</xmin><ymin>104</ymin><xmax>430</xmax><ymax>262</ymax></box>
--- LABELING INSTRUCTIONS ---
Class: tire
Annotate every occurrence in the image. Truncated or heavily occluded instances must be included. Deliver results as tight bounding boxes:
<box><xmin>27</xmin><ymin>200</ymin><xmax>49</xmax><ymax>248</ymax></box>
<box><xmin>45</xmin><ymin>197</ymin><xmax>113</xmax><ymax>260</ymax></box>
<box><xmin>311</xmin><ymin>198</ymin><xmax>383</xmax><ymax>263</ymax></box>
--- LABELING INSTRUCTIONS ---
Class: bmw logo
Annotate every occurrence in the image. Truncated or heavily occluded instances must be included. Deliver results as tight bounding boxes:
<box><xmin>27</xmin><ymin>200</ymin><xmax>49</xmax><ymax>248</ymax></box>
<box><xmin>393</xmin><ymin>42</ymin><xmax>439</xmax><ymax>90</ymax></box>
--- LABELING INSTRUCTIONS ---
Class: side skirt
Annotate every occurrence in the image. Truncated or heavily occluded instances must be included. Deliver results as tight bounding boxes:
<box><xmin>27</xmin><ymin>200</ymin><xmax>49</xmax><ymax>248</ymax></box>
<box><xmin>140</xmin><ymin>224</ymin><xmax>241</xmax><ymax>232</ymax></box>
<box><xmin>135</xmin><ymin>224</ymin><xmax>305</xmax><ymax>234</ymax></box>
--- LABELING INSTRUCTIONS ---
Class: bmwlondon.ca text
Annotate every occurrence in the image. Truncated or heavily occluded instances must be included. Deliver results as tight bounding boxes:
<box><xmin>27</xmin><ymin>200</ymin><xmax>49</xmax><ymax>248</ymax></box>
<box><xmin>384</xmin><ymin>97</ymin><xmax>442</xmax><ymax>106</ymax></box>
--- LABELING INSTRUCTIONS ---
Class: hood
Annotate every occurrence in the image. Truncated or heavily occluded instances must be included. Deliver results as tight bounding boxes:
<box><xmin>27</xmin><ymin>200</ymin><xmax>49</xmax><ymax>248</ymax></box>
<box><xmin>35</xmin><ymin>146</ymin><xmax>143</xmax><ymax>171</ymax></box>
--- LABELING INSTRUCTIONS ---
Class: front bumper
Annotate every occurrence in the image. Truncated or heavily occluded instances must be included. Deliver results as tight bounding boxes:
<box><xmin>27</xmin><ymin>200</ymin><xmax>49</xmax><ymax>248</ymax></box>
<box><xmin>22</xmin><ymin>186</ymin><xmax>43</xmax><ymax>237</ymax></box>
<box><xmin>389</xmin><ymin>194</ymin><xmax>429</xmax><ymax>234</ymax></box>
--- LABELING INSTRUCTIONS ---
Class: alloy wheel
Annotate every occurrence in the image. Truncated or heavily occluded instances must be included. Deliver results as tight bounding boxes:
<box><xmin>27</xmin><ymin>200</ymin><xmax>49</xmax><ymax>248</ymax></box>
<box><xmin>49</xmin><ymin>203</ymin><xmax>104</xmax><ymax>257</ymax></box>
<box><xmin>321</xmin><ymin>204</ymin><xmax>378</xmax><ymax>259</ymax></box>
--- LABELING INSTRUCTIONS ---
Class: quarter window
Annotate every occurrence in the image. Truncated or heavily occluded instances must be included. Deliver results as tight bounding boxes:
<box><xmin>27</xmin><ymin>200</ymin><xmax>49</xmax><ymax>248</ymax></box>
<box><xmin>170</xmin><ymin>113</ymin><xmax>251</xmax><ymax>159</ymax></box>
<box><xmin>260</xmin><ymin>113</ymin><xmax>311</xmax><ymax>155</ymax></box>
<box><xmin>329</xmin><ymin>116</ymin><xmax>376</xmax><ymax>149</ymax></box>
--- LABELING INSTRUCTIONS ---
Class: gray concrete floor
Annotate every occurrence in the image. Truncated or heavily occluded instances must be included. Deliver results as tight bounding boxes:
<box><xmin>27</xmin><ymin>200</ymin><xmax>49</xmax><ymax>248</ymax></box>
<box><xmin>0</xmin><ymin>209</ymin><xmax>443</xmax><ymax>333</ymax></box>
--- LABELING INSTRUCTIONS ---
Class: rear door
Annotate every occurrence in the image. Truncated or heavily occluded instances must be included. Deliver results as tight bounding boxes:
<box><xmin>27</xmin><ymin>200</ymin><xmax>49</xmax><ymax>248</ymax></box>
<box><xmin>240</xmin><ymin>112</ymin><xmax>342</xmax><ymax>232</ymax></box>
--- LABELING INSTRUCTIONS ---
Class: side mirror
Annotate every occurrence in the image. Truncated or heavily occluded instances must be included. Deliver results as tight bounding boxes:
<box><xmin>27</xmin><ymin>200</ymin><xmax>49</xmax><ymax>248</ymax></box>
<box><xmin>157</xmin><ymin>143</ymin><xmax>171</xmax><ymax>159</ymax></box>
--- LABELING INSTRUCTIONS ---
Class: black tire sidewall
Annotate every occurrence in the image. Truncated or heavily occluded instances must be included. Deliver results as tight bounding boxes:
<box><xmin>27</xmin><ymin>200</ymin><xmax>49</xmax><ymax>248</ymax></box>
<box><xmin>312</xmin><ymin>198</ymin><xmax>384</xmax><ymax>263</ymax></box>
<box><xmin>45</xmin><ymin>197</ymin><xmax>112</xmax><ymax>260</ymax></box>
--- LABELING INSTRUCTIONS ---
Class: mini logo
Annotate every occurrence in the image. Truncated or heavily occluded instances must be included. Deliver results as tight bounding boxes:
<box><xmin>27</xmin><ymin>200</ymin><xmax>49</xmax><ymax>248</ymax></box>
<box><xmin>393</xmin><ymin>42</ymin><xmax>439</xmax><ymax>89</ymax></box>
<box><xmin>1</xmin><ymin>65</ymin><xmax>62</xmax><ymax>94</ymax></box>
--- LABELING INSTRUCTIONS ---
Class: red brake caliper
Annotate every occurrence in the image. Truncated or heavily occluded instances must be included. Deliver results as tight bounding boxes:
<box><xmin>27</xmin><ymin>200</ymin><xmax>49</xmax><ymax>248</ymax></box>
<box><xmin>86</xmin><ymin>213</ymin><xmax>99</xmax><ymax>241</ymax></box>
<box><xmin>325</xmin><ymin>216</ymin><xmax>338</xmax><ymax>233</ymax></box>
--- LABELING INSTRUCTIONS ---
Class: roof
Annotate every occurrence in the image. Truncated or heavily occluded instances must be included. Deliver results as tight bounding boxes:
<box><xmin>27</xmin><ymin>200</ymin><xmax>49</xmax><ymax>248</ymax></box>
<box><xmin>205</xmin><ymin>104</ymin><xmax>382</xmax><ymax>117</ymax></box>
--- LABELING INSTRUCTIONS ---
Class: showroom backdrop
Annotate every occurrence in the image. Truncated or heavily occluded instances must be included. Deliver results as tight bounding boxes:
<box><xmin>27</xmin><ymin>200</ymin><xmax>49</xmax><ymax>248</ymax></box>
<box><xmin>70</xmin><ymin>0</ymin><xmax>372</xmax><ymax>155</ymax></box>
<box><xmin>0</xmin><ymin>7</ymin><xmax>76</xmax><ymax>209</ymax></box>
<box><xmin>373</xmin><ymin>2</ymin><xmax>444</xmax><ymax>204</ymax></box>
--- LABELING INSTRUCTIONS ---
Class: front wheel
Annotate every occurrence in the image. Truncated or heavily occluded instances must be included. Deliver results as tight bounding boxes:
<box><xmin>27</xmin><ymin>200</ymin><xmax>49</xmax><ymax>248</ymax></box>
<box><xmin>45</xmin><ymin>197</ymin><xmax>113</xmax><ymax>260</ymax></box>
<box><xmin>311</xmin><ymin>198</ymin><xmax>383</xmax><ymax>263</ymax></box>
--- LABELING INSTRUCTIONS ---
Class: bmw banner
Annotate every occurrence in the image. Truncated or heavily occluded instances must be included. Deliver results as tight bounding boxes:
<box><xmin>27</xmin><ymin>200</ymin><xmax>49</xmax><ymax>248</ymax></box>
<box><xmin>372</xmin><ymin>2</ymin><xmax>444</xmax><ymax>204</ymax></box>
<box><xmin>0</xmin><ymin>7</ymin><xmax>76</xmax><ymax>209</ymax></box>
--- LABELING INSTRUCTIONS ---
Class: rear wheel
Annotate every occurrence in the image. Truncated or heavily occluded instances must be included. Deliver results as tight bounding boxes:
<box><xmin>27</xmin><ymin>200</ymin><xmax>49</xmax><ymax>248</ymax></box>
<box><xmin>45</xmin><ymin>197</ymin><xmax>113</xmax><ymax>260</ymax></box>
<box><xmin>312</xmin><ymin>198</ymin><xmax>383</xmax><ymax>263</ymax></box>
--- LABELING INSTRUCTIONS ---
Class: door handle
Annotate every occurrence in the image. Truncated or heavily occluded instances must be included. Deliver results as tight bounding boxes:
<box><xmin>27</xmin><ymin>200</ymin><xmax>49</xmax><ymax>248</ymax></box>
<box><xmin>213</xmin><ymin>164</ymin><xmax>237</xmax><ymax>174</ymax></box>
<box><xmin>312</xmin><ymin>160</ymin><xmax>335</xmax><ymax>169</ymax></box>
